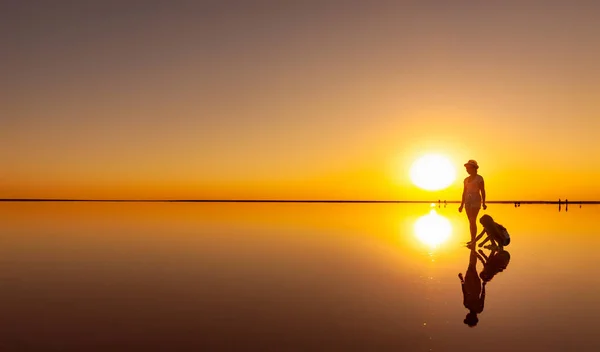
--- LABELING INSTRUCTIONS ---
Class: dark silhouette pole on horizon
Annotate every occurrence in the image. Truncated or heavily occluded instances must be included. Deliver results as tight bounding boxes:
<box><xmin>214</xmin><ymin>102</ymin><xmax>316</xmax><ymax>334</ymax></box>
<box><xmin>559</xmin><ymin>198</ymin><xmax>562</xmax><ymax>212</ymax></box>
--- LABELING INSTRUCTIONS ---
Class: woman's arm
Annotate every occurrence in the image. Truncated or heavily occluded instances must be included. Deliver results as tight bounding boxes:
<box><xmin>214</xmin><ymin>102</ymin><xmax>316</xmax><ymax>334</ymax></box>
<box><xmin>480</xmin><ymin>177</ymin><xmax>487</xmax><ymax>209</ymax></box>
<box><xmin>459</xmin><ymin>183</ymin><xmax>466</xmax><ymax>212</ymax></box>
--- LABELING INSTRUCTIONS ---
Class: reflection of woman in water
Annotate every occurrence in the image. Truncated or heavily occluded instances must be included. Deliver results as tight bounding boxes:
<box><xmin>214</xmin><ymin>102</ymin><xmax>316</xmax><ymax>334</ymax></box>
<box><xmin>458</xmin><ymin>250</ymin><xmax>485</xmax><ymax>327</ymax></box>
<box><xmin>459</xmin><ymin>160</ymin><xmax>487</xmax><ymax>241</ymax></box>
<box><xmin>477</xmin><ymin>249</ymin><xmax>511</xmax><ymax>283</ymax></box>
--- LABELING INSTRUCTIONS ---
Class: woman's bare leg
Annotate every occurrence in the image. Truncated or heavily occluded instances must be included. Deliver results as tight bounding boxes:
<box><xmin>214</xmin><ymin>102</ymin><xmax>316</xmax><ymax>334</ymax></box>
<box><xmin>466</xmin><ymin>207</ymin><xmax>480</xmax><ymax>241</ymax></box>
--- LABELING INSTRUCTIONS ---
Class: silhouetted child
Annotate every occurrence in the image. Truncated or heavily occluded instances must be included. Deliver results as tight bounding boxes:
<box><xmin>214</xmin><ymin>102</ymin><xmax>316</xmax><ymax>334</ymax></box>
<box><xmin>476</xmin><ymin>249</ymin><xmax>511</xmax><ymax>283</ymax></box>
<box><xmin>458</xmin><ymin>250</ymin><xmax>485</xmax><ymax>327</ymax></box>
<box><xmin>467</xmin><ymin>214</ymin><xmax>510</xmax><ymax>250</ymax></box>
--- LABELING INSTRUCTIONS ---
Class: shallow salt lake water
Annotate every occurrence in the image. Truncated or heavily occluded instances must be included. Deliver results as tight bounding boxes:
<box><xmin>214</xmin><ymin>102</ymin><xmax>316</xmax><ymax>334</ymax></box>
<box><xmin>1</xmin><ymin>202</ymin><xmax>599</xmax><ymax>351</ymax></box>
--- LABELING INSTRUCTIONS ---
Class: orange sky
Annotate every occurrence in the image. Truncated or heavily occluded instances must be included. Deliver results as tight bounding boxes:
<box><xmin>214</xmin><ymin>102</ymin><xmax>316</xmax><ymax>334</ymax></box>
<box><xmin>3</xmin><ymin>1</ymin><xmax>600</xmax><ymax>200</ymax></box>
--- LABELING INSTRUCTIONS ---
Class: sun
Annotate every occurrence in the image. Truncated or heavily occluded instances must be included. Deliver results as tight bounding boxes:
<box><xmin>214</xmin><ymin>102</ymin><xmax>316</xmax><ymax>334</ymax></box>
<box><xmin>409</xmin><ymin>154</ymin><xmax>456</xmax><ymax>191</ymax></box>
<box><xmin>414</xmin><ymin>209</ymin><xmax>452</xmax><ymax>248</ymax></box>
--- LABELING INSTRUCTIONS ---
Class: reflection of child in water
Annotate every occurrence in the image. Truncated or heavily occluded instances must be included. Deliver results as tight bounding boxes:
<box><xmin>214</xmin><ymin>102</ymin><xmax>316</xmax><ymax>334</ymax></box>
<box><xmin>467</xmin><ymin>214</ymin><xmax>510</xmax><ymax>250</ymax></box>
<box><xmin>458</xmin><ymin>250</ymin><xmax>485</xmax><ymax>327</ymax></box>
<box><xmin>476</xmin><ymin>249</ymin><xmax>511</xmax><ymax>283</ymax></box>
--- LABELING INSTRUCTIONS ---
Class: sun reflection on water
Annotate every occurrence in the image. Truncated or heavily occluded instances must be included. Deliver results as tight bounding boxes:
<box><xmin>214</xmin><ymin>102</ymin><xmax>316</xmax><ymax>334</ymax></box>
<box><xmin>414</xmin><ymin>209</ymin><xmax>452</xmax><ymax>248</ymax></box>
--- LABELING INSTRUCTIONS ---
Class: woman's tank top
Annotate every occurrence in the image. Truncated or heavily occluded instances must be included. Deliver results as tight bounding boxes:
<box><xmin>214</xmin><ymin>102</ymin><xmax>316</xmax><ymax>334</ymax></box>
<box><xmin>464</xmin><ymin>175</ymin><xmax>483</xmax><ymax>208</ymax></box>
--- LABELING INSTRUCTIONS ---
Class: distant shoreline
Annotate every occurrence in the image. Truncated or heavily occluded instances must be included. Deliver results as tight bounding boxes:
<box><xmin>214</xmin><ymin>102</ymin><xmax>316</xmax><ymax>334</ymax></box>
<box><xmin>1</xmin><ymin>199</ymin><xmax>599</xmax><ymax>204</ymax></box>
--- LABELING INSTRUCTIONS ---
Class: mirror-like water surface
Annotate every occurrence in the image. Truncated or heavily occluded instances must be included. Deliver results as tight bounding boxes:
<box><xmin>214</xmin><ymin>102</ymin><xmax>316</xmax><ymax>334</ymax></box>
<box><xmin>1</xmin><ymin>203</ymin><xmax>599</xmax><ymax>351</ymax></box>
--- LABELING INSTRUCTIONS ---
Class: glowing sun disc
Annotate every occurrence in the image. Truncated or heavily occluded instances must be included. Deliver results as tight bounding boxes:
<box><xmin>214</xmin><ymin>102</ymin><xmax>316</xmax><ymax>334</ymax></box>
<box><xmin>410</xmin><ymin>154</ymin><xmax>456</xmax><ymax>191</ymax></box>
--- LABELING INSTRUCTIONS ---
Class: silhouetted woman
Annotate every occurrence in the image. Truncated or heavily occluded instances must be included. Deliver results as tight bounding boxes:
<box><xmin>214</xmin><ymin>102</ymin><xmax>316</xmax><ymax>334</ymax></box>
<box><xmin>458</xmin><ymin>249</ymin><xmax>485</xmax><ymax>327</ymax></box>
<box><xmin>459</xmin><ymin>160</ymin><xmax>487</xmax><ymax>241</ymax></box>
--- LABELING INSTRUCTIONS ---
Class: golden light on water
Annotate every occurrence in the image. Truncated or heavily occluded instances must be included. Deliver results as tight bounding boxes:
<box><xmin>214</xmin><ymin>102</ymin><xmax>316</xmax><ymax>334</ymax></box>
<box><xmin>414</xmin><ymin>209</ymin><xmax>452</xmax><ymax>248</ymax></box>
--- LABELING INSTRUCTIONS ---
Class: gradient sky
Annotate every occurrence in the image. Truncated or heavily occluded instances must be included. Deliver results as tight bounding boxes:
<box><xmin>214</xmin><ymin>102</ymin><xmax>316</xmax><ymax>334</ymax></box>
<box><xmin>3</xmin><ymin>0</ymin><xmax>599</xmax><ymax>200</ymax></box>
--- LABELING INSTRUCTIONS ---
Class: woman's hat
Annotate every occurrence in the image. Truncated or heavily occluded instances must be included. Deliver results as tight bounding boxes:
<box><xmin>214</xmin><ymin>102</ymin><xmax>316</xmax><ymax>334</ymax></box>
<box><xmin>464</xmin><ymin>160</ymin><xmax>479</xmax><ymax>168</ymax></box>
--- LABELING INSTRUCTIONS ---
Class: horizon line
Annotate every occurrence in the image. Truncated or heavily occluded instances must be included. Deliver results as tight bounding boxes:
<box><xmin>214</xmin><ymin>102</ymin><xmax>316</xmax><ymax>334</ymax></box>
<box><xmin>1</xmin><ymin>199</ymin><xmax>598</xmax><ymax>204</ymax></box>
